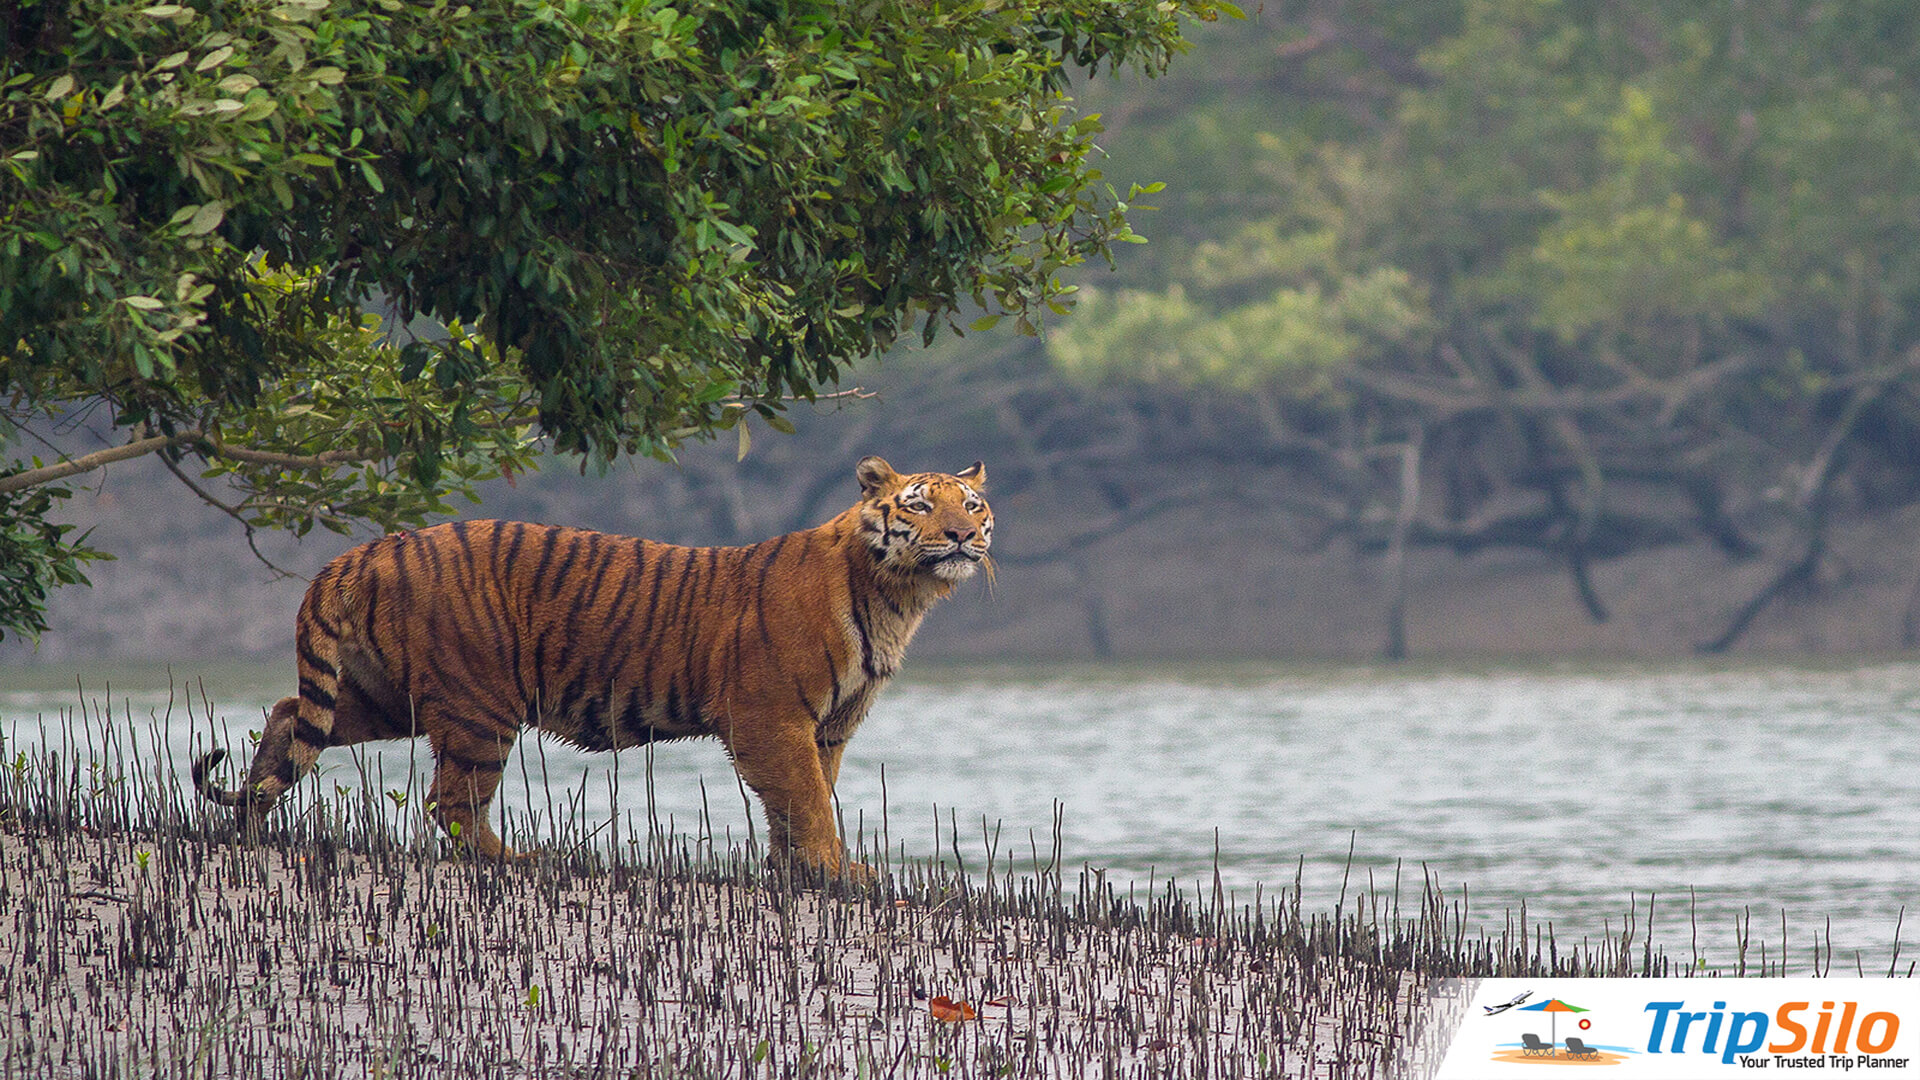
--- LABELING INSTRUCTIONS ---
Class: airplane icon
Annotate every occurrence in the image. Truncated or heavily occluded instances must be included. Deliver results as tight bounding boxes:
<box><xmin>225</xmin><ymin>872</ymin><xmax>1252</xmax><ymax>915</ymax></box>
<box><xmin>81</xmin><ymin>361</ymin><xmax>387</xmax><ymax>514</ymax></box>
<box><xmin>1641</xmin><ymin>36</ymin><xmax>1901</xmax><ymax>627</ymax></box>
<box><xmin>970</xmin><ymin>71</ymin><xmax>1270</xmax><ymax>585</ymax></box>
<box><xmin>1483</xmin><ymin>991</ymin><xmax>1534</xmax><ymax>1016</ymax></box>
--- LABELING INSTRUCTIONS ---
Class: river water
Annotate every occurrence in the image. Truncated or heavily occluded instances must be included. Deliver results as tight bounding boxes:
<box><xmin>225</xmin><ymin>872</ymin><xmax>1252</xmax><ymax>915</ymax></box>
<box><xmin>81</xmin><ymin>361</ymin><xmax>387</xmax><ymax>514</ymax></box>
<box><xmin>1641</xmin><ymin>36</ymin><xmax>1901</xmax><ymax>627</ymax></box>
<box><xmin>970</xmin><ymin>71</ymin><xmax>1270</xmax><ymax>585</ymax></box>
<box><xmin>3</xmin><ymin>659</ymin><xmax>1916</xmax><ymax>973</ymax></box>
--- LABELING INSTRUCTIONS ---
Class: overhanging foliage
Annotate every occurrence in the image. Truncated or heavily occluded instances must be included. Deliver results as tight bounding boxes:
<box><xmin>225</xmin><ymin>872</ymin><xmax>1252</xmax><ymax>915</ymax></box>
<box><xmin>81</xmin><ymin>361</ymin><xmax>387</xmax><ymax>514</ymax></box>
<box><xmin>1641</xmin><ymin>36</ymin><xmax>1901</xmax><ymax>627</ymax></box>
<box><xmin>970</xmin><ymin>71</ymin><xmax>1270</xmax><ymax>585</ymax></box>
<box><xmin>0</xmin><ymin>0</ymin><xmax>1233</xmax><ymax>641</ymax></box>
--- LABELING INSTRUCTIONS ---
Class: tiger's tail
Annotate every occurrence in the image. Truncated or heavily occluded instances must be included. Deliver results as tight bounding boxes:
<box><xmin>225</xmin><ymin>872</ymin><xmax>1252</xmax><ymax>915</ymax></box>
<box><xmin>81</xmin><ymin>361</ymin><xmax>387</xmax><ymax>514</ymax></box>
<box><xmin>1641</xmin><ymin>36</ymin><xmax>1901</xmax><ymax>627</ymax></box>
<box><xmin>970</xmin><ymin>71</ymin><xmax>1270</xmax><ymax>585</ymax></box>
<box><xmin>189</xmin><ymin>747</ymin><xmax>254</xmax><ymax>808</ymax></box>
<box><xmin>190</xmin><ymin>694</ymin><xmax>304</xmax><ymax>825</ymax></box>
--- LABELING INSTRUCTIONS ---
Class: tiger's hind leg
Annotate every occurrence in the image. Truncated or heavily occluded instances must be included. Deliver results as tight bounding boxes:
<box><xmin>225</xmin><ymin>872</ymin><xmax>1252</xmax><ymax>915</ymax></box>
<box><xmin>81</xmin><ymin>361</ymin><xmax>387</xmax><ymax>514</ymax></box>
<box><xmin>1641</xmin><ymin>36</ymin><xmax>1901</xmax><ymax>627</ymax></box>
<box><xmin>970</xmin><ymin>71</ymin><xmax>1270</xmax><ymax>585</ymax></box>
<box><xmin>424</xmin><ymin>712</ymin><xmax>523</xmax><ymax>860</ymax></box>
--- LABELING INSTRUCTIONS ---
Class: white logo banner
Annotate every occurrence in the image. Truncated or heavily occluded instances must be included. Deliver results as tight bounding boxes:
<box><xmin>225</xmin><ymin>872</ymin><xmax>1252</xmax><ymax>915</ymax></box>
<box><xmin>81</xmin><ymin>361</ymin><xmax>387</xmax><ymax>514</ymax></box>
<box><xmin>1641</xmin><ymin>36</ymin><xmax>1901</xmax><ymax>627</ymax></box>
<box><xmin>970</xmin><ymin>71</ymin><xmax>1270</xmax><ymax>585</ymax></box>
<box><xmin>1424</xmin><ymin>979</ymin><xmax>1920</xmax><ymax>1078</ymax></box>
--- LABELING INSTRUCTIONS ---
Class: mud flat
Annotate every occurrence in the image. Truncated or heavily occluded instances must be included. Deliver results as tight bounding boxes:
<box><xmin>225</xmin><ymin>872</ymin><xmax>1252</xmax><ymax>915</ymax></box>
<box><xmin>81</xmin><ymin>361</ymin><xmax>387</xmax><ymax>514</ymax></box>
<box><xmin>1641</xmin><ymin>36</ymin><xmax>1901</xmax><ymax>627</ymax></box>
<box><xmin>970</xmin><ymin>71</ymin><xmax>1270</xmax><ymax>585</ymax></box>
<box><xmin>0</xmin><ymin>704</ymin><xmax>1671</xmax><ymax>1078</ymax></box>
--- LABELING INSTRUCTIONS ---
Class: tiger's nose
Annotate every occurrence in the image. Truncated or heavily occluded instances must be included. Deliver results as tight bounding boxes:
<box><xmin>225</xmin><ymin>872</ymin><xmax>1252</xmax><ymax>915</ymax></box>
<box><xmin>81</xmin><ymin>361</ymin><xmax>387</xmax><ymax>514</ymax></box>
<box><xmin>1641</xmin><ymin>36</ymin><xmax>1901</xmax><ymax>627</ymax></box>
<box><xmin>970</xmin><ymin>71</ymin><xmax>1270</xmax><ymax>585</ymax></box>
<box><xmin>944</xmin><ymin>526</ymin><xmax>976</xmax><ymax>544</ymax></box>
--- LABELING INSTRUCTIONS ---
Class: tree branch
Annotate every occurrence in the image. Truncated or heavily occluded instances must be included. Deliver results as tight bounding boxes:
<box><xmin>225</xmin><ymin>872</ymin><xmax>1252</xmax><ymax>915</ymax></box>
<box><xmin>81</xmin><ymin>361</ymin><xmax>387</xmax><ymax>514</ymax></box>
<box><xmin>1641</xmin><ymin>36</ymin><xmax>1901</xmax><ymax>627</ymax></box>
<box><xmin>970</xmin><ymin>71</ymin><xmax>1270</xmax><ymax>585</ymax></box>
<box><xmin>0</xmin><ymin>431</ymin><xmax>185</xmax><ymax>495</ymax></box>
<box><xmin>1697</xmin><ymin>350</ymin><xmax>1920</xmax><ymax>653</ymax></box>
<box><xmin>1381</xmin><ymin>427</ymin><xmax>1424</xmax><ymax>660</ymax></box>
<box><xmin>205</xmin><ymin>440</ymin><xmax>383</xmax><ymax>470</ymax></box>
<box><xmin>0</xmin><ymin>423</ymin><xmax>450</xmax><ymax>495</ymax></box>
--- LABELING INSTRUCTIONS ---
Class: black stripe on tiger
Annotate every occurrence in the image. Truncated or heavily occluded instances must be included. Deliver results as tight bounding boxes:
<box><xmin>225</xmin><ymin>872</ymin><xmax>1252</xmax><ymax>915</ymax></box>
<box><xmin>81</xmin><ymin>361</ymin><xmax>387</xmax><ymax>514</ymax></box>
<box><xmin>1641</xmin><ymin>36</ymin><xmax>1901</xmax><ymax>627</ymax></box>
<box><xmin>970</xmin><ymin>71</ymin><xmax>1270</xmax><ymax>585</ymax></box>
<box><xmin>615</xmin><ymin>688</ymin><xmax>647</xmax><ymax>743</ymax></box>
<box><xmin>597</xmin><ymin>539</ymin><xmax>648</xmax><ymax>653</ymax></box>
<box><xmin>793</xmin><ymin>674</ymin><xmax>821</xmax><ymax>722</ymax></box>
<box><xmin>292</xmin><ymin>715</ymin><xmax>329</xmax><ymax>747</ymax></box>
<box><xmin>297</xmin><ymin>678</ymin><xmax>335</xmax><ymax>713</ymax></box>
<box><xmin>752</xmin><ymin>539</ymin><xmax>789</xmax><ymax>666</ymax></box>
<box><xmin>380</xmin><ymin>535</ymin><xmax>408</xmax><ymax>631</ymax></box>
<box><xmin>297</xmin><ymin>640</ymin><xmax>336</xmax><ymax>679</ymax></box>
<box><xmin>845</xmin><ymin>561</ymin><xmax>876</xmax><ymax>678</ymax></box>
<box><xmin>530</xmin><ymin>525</ymin><xmax>562</xmax><ymax>587</ymax></box>
<box><xmin>629</xmin><ymin>555</ymin><xmax>671</xmax><ymax>728</ymax></box>
<box><xmin>500</xmin><ymin>521</ymin><xmax>529</xmax><ymax>584</ymax></box>
<box><xmin>430</xmin><ymin>703</ymin><xmax>516</xmax><ymax>746</ymax></box>
<box><xmin>546</xmin><ymin>532</ymin><xmax>586</xmax><ymax>601</ymax></box>
<box><xmin>569</xmin><ymin>696</ymin><xmax>615</xmax><ymax>752</ymax></box>
<box><xmin>452</xmin><ymin>536</ymin><xmax>513</xmax><ymax>673</ymax></box>
<box><xmin>306</xmin><ymin>567</ymin><xmax>346</xmax><ymax>639</ymax></box>
<box><xmin>823</xmin><ymin>645</ymin><xmax>842</xmax><ymax>712</ymax></box>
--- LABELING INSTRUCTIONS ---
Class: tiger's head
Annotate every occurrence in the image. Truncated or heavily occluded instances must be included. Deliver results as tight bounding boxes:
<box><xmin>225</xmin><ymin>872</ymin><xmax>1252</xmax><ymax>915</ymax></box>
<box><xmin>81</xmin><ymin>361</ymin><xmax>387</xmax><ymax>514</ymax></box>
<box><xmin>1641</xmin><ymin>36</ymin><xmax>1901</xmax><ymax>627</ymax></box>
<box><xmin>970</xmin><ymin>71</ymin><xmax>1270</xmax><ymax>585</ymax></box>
<box><xmin>855</xmin><ymin>456</ymin><xmax>993</xmax><ymax>583</ymax></box>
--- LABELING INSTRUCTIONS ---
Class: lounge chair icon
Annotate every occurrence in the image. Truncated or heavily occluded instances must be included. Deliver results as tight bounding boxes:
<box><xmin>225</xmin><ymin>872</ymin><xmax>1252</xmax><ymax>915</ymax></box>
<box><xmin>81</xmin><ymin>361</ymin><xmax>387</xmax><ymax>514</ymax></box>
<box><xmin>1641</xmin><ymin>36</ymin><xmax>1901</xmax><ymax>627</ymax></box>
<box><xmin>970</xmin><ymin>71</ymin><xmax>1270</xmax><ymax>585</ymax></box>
<box><xmin>1565</xmin><ymin>1036</ymin><xmax>1601</xmax><ymax>1060</ymax></box>
<box><xmin>1521</xmin><ymin>1033</ymin><xmax>1556</xmax><ymax>1057</ymax></box>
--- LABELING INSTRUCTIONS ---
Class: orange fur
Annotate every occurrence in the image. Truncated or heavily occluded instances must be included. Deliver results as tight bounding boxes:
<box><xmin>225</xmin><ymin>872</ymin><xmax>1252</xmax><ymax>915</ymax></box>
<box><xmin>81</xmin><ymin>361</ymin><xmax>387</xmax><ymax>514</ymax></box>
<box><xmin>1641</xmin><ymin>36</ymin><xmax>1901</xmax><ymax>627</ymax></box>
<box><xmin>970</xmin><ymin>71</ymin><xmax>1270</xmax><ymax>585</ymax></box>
<box><xmin>193</xmin><ymin>457</ymin><xmax>992</xmax><ymax>873</ymax></box>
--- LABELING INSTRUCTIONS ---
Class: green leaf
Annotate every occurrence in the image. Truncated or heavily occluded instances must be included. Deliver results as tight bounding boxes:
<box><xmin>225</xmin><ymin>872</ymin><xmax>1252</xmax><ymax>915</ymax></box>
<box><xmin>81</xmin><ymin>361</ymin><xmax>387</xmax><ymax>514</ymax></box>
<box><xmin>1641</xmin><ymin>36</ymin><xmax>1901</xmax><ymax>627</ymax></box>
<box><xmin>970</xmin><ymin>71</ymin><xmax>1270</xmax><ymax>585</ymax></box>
<box><xmin>238</xmin><ymin>96</ymin><xmax>279</xmax><ymax>122</ymax></box>
<box><xmin>693</xmin><ymin>378</ymin><xmax>737</xmax><ymax>404</ymax></box>
<box><xmin>195</xmin><ymin>46</ymin><xmax>236</xmax><ymax>72</ymax></box>
<box><xmin>182</xmin><ymin>201</ymin><xmax>225</xmax><ymax>236</ymax></box>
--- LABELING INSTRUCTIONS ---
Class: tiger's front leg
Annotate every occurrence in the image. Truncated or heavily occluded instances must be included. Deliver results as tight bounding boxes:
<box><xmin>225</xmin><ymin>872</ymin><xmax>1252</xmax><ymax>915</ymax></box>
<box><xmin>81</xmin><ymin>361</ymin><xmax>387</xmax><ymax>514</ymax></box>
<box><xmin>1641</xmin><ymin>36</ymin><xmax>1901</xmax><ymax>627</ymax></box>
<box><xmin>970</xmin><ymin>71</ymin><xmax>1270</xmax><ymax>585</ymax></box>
<box><xmin>727</xmin><ymin>719</ymin><xmax>862</xmax><ymax>878</ymax></box>
<box><xmin>814</xmin><ymin>737</ymin><xmax>877</xmax><ymax>882</ymax></box>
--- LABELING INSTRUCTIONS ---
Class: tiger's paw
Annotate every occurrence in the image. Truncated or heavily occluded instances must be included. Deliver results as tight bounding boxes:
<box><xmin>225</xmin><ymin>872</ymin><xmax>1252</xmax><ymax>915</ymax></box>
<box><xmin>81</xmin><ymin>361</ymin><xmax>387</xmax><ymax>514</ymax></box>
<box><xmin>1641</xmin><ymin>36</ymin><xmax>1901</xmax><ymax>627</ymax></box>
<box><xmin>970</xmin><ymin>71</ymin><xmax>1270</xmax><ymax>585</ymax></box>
<box><xmin>774</xmin><ymin>849</ymin><xmax>879</xmax><ymax>888</ymax></box>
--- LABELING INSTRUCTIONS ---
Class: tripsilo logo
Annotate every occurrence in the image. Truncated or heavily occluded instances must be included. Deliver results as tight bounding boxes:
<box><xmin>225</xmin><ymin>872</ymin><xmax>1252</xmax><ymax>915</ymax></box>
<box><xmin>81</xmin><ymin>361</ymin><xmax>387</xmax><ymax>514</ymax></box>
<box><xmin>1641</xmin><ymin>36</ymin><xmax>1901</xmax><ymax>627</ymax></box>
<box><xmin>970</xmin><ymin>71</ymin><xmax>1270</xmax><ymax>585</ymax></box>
<box><xmin>1432</xmin><ymin>980</ymin><xmax>1920</xmax><ymax>1078</ymax></box>
<box><xmin>1480</xmin><ymin>991</ymin><xmax>1632</xmax><ymax>1065</ymax></box>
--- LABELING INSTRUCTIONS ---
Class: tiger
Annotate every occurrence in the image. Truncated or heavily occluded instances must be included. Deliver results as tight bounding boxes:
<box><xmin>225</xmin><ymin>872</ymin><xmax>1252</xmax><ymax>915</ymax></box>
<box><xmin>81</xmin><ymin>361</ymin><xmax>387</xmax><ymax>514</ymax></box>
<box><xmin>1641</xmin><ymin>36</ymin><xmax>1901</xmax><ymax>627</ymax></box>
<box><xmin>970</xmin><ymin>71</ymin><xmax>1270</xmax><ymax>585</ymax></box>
<box><xmin>192</xmin><ymin>456</ymin><xmax>992</xmax><ymax>875</ymax></box>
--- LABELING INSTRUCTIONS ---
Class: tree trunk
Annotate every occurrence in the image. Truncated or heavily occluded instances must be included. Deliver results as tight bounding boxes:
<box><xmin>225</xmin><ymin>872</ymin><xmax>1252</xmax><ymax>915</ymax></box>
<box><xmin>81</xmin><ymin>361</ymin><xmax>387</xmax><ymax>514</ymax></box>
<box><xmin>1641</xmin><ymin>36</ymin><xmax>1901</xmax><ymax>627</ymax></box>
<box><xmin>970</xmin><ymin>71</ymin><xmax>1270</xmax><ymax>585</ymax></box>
<box><xmin>1382</xmin><ymin>429</ymin><xmax>1424</xmax><ymax>660</ymax></box>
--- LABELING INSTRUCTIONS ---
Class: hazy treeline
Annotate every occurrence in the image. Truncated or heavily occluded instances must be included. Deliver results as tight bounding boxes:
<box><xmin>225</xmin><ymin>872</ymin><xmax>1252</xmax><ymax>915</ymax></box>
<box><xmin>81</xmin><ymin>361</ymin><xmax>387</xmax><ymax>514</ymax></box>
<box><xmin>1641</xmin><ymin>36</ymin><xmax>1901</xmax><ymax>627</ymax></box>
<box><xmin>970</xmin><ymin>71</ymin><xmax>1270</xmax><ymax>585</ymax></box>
<box><xmin>1048</xmin><ymin>2</ymin><xmax>1920</xmax><ymax>655</ymax></box>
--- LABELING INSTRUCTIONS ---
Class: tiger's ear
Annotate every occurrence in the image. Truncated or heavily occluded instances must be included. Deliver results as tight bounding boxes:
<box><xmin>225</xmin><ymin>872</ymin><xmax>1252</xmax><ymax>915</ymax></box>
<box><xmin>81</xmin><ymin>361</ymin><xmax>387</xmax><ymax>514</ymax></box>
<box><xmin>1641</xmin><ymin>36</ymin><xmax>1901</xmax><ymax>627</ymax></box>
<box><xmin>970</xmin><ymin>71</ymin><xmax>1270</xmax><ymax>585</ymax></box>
<box><xmin>856</xmin><ymin>456</ymin><xmax>900</xmax><ymax>495</ymax></box>
<box><xmin>955</xmin><ymin>461</ymin><xmax>987</xmax><ymax>489</ymax></box>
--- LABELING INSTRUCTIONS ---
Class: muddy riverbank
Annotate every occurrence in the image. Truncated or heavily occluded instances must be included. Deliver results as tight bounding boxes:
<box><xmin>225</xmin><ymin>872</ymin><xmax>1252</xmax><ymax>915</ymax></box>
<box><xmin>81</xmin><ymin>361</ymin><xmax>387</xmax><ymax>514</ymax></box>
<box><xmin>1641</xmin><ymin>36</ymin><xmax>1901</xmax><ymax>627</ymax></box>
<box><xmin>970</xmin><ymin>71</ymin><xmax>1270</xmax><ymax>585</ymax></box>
<box><xmin>0</xmin><ymin>701</ymin><xmax>1683</xmax><ymax>1079</ymax></box>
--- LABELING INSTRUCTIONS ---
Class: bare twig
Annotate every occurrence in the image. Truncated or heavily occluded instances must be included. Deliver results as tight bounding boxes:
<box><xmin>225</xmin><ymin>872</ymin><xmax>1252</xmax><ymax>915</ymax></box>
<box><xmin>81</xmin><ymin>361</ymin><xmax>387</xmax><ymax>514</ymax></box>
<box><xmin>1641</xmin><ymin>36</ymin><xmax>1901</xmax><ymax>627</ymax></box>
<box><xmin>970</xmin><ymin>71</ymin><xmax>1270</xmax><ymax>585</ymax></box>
<box><xmin>722</xmin><ymin>386</ymin><xmax>879</xmax><ymax>409</ymax></box>
<box><xmin>156</xmin><ymin>453</ymin><xmax>301</xmax><ymax>580</ymax></box>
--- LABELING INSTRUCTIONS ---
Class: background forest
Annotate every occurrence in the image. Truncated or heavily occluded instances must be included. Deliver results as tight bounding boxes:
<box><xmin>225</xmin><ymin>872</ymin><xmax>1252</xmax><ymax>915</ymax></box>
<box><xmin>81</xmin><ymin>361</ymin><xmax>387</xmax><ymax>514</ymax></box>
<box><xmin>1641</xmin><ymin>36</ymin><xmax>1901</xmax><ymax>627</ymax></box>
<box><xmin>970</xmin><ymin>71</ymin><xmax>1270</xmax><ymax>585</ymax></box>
<box><xmin>14</xmin><ymin>0</ymin><xmax>1920</xmax><ymax>664</ymax></box>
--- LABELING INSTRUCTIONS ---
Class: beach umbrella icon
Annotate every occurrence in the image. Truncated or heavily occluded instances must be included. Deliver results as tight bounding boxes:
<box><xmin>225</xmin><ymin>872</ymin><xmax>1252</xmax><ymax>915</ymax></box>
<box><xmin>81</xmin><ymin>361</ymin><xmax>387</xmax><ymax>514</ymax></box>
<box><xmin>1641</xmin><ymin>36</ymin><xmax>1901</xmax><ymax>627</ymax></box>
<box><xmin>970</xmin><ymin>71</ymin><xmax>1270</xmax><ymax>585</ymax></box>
<box><xmin>1518</xmin><ymin>998</ymin><xmax>1590</xmax><ymax>1049</ymax></box>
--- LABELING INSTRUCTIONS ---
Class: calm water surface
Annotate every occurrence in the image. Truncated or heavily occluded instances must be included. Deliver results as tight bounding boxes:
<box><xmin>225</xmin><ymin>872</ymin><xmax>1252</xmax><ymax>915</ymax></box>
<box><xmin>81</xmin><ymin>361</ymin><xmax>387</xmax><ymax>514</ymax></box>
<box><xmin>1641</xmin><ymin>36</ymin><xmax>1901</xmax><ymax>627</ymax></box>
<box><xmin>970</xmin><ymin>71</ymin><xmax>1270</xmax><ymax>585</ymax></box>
<box><xmin>4</xmin><ymin>659</ymin><xmax>1917</xmax><ymax>971</ymax></box>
